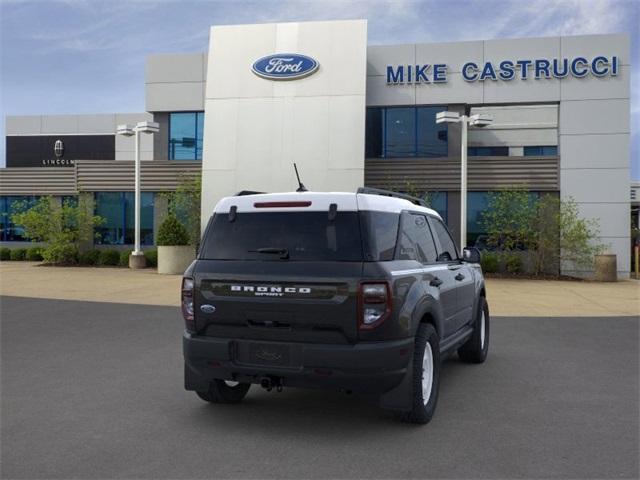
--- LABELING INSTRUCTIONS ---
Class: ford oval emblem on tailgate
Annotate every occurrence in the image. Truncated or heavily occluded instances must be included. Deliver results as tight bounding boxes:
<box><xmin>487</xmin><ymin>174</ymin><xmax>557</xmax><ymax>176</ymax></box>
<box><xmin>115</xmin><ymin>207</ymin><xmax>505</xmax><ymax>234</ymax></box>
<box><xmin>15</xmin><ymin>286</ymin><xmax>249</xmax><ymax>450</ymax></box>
<box><xmin>200</xmin><ymin>304</ymin><xmax>216</xmax><ymax>314</ymax></box>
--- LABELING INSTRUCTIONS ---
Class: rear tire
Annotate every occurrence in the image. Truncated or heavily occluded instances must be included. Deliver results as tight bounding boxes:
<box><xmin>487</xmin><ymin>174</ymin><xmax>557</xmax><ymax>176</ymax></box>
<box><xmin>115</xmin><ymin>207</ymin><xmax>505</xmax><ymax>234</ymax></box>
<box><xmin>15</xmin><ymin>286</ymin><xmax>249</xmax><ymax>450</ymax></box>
<box><xmin>401</xmin><ymin>323</ymin><xmax>441</xmax><ymax>425</ymax></box>
<box><xmin>458</xmin><ymin>296</ymin><xmax>489</xmax><ymax>363</ymax></box>
<box><xmin>196</xmin><ymin>380</ymin><xmax>251</xmax><ymax>404</ymax></box>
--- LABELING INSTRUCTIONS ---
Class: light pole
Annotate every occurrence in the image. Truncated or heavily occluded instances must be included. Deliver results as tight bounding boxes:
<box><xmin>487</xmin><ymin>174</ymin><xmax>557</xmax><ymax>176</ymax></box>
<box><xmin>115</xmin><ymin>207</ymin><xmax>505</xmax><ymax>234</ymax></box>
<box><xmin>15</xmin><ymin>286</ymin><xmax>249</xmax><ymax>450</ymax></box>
<box><xmin>436</xmin><ymin>111</ymin><xmax>492</xmax><ymax>249</ymax></box>
<box><xmin>116</xmin><ymin>121</ymin><xmax>159</xmax><ymax>268</ymax></box>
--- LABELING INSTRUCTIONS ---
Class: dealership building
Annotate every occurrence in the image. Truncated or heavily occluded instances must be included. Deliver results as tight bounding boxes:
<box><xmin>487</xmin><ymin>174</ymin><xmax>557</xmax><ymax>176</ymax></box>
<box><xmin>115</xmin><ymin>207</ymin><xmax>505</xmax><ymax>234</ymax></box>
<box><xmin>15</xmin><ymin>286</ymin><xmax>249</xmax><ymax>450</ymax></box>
<box><xmin>0</xmin><ymin>20</ymin><xmax>632</xmax><ymax>277</ymax></box>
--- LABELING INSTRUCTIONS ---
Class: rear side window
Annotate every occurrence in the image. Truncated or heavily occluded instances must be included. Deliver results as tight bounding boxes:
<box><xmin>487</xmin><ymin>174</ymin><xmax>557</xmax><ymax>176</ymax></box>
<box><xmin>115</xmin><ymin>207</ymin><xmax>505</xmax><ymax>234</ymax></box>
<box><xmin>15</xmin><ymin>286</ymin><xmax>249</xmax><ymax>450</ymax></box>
<box><xmin>397</xmin><ymin>213</ymin><xmax>438</xmax><ymax>263</ymax></box>
<box><xmin>430</xmin><ymin>217</ymin><xmax>458</xmax><ymax>261</ymax></box>
<box><xmin>200</xmin><ymin>212</ymin><xmax>363</xmax><ymax>261</ymax></box>
<box><xmin>359</xmin><ymin>211</ymin><xmax>400</xmax><ymax>261</ymax></box>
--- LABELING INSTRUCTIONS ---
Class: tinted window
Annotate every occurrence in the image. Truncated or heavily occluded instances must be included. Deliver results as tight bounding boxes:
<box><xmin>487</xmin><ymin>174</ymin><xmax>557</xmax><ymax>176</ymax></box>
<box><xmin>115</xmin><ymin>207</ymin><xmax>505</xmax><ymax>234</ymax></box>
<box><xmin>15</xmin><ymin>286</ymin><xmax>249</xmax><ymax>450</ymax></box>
<box><xmin>365</xmin><ymin>108</ymin><xmax>383</xmax><ymax>158</ymax></box>
<box><xmin>360</xmin><ymin>211</ymin><xmax>399</xmax><ymax>261</ymax></box>
<box><xmin>431</xmin><ymin>218</ymin><xmax>458</xmax><ymax>262</ymax></box>
<box><xmin>468</xmin><ymin>146</ymin><xmax>509</xmax><ymax>156</ymax></box>
<box><xmin>397</xmin><ymin>213</ymin><xmax>438</xmax><ymax>263</ymax></box>
<box><xmin>169</xmin><ymin>112</ymin><xmax>204</xmax><ymax>160</ymax></box>
<box><xmin>385</xmin><ymin>108</ymin><xmax>416</xmax><ymax>157</ymax></box>
<box><xmin>524</xmin><ymin>145</ymin><xmax>558</xmax><ymax>156</ymax></box>
<box><xmin>366</xmin><ymin>107</ymin><xmax>448</xmax><ymax>159</ymax></box>
<box><xmin>201</xmin><ymin>212</ymin><xmax>362</xmax><ymax>261</ymax></box>
<box><xmin>95</xmin><ymin>192</ymin><xmax>154</xmax><ymax>245</ymax></box>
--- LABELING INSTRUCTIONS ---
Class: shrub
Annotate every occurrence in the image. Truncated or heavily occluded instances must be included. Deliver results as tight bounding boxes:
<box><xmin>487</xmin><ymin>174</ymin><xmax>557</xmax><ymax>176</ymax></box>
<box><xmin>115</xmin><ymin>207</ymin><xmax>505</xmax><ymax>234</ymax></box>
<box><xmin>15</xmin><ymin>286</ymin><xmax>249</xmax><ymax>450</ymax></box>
<box><xmin>79</xmin><ymin>249</ymin><xmax>101</xmax><ymax>265</ymax></box>
<box><xmin>42</xmin><ymin>244</ymin><xmax>78</xmax><ymax>265</ymax></box>
<box><xmin>157</xmin><ymin>214</ymin><xmax>189</xmax><ymax>246</ymax></box>
<box><xmin>119</xmin><ymin>250</ymin><xmax>131</xmax><ymax>267</ymax></box>
<box><xmin>11</xmin><ymin>196</ymin><xmax>104</xmax><ymax>265</ymax></box>
<box><xmin>505</xmin><ymin>253</ymin><xmax>523</xmax><ymax>275</ymax></box>
<box><xmin>0</xmin><ymin>248</ymin><xmax>10</xmax><ymax>261</ymax></box>
<box><xmin>98</xmin><ymin>249</ymin><xmax>120</xmax><ymax>266</ymax></box>
<box><xmin>481</xmin><ymin>251</ymin><xmax>499</xmax><ymax>273</ymax></box>
<box><xmin>144</xmin><ymin>249</ymin><xmax>158</xmax><ymax>267</ymax></box>
<box><xmin>26</xmin><ymin>247</ymin><xmax>43</xmax><ymax>261</ymax></box>
<box><xmin>163</xmin><ymin>173</ymin><xmax>202</xmax><ymax>247</ymax></box>
<box><xmin>10</xmin><ymin>248</ymin><xmax>27</xmax><ymax>261</ymax></box>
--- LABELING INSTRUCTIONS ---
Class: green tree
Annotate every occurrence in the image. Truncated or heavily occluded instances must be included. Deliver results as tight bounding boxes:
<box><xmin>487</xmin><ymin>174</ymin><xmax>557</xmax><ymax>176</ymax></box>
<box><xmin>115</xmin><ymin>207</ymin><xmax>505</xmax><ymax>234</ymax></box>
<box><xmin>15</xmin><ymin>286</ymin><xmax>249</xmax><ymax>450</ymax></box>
<box><xmin>11</xmin><ymin>196</ymin><xmax>104</xmax><ymax>265</ymax></box>
<box><xmin>163</xmin><ymin>173</ymin><xmax>201</xmax><ymax>247</ymax></box>
<box><xmin>557</xmin><ymin>197</ymin><xmax>605</xmax><ymax>271</ymax></box>
<box><xmin>157</xmin><ymin>214</ymin><xmax>190</xmax><ymax>246</ymax></box>
<box><xmin>480</xmin><ymin>187</ymin><xmax>535</xmax><ymax>251</ymax></box>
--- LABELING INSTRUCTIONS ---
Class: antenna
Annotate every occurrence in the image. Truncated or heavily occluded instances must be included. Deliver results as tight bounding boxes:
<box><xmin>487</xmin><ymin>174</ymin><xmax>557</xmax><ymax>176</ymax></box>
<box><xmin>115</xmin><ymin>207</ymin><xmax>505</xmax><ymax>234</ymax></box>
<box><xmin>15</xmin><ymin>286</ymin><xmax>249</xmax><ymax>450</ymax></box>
<box><xmin>293</xmin><ymin>163</ymin><xmax>308</xmax><ymax>192</ymax></box>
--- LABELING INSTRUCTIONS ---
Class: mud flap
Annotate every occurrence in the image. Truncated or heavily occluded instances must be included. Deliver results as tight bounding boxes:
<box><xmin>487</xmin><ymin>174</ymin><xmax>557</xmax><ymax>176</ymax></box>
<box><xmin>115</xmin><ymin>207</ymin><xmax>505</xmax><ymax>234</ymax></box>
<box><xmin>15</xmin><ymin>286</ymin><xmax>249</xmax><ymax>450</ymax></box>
<box><xmin>378</xmin><ymin>355</ymin><xmax>414</xmax><ymax>412</ymax></box>
<box><xmin>184</xmin><ymin>363</ymin><xmax>210</xmax><ymax>392</ymax></box>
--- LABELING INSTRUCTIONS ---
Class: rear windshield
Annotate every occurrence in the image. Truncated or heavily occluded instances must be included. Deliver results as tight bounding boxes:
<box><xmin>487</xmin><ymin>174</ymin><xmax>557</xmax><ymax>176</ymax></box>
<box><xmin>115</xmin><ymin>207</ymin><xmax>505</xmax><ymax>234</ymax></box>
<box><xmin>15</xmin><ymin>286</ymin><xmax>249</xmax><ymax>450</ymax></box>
<box><xmin>200</xmin><ymin>212</ymin><xmax>363</xmax><ymax>261</ymax></box>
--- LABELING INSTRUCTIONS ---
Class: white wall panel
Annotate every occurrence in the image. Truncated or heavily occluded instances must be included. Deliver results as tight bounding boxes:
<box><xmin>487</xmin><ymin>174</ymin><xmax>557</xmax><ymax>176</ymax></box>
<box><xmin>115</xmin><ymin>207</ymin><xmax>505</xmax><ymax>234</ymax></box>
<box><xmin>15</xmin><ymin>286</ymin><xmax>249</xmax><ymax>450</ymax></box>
<box><xmin>560</xmin><ymin>99</ymin><xmax>629</xmax><ymax>135</ymax></box>
<box><xmin>366</xmin><ymin>44</ymin><xmax>415</xmax><ymax>77</ymax></box>
<box><xmin>415</xmin><ymin>40</ymin><xmax>484</xmax><ymax>73</ymax></box>
<box><xmin>201</xmin><ymin>20</ymin><xmax>367</xmax><ymax>228</ymax></box>
<box><xmin>146</xmin><ymin>82</ymin><xmax>205</xmax><ymax>112</ymax></box>
<box><xmin>560</xmin><ymin>134</ymin><xmax>629</xmax><ymax>169</ymax></box>
<box><xmin>414</xmin><ymin>73</ymin><xmax>483</xmax><ymax>105</ymax></box>
<box><xmin>560</xmin><ymin>168</ymin><xmax>629</xmax><ymax>203</ymax></box>
<box><xmin>561</xmin><ymin>65</ymin><xmax>630</xmax><ymax>101</ymax></box>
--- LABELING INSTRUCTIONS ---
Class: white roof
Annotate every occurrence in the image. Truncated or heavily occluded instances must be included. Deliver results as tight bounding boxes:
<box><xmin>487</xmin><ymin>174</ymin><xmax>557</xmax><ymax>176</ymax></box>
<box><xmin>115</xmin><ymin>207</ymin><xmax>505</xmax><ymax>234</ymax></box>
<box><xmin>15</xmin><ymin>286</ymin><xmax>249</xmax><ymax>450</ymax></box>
<box><xmin>213</xmin><ymin>191</ymin><xmax>441</xmax><ymax>218</ymax></box>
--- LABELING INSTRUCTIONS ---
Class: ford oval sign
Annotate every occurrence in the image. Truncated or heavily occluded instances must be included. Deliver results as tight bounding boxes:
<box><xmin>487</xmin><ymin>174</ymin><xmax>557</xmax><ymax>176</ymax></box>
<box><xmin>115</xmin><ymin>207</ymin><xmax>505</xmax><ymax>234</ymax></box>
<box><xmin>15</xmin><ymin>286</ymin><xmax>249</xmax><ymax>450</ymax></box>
<box><xmin>252</xmin><ymin>53</ymin><xmax>319</xmax><ymax>81</ymax></box>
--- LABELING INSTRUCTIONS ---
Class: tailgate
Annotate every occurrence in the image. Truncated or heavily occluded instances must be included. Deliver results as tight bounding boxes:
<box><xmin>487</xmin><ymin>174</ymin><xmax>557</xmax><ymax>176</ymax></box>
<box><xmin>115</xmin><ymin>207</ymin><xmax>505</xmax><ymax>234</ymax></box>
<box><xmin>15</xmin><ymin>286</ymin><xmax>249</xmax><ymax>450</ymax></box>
<box><xmin>193</xmin><ymin>260</ymin><xmax>363</xmax><ymax>344</ymax></box>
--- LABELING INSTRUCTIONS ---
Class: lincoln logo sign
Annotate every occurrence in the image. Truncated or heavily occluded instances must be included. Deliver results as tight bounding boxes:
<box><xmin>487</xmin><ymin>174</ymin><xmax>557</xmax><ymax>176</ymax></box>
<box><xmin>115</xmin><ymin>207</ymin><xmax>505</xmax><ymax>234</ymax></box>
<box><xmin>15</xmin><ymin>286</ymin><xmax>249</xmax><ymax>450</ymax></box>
<box><xmin>54</xmin><ymin>139</ymin><xmax>64</xmax><ymax>158</ymax></box>
<box><xmin>252</xmin><ymin>53</ymin><xmax>319</xmax><ymax>80</ymax></box>
<box><xmin>386</xmin><ymin>55</ymin><xmax>620</xmax><ymax>84</ymax></box>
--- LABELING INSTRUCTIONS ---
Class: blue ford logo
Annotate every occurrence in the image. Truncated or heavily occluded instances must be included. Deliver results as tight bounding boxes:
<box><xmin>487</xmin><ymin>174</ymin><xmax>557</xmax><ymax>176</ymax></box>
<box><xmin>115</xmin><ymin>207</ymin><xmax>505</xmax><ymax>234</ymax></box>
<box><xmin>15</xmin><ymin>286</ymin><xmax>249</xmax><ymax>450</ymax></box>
<box><xmin>200</xmin><ymin>304</ymin><xmax>216</xmax><ymax>314</ymax></box>
<box><xmin>252</xmin><ymin>53</ymin><xmax>319</xmax><ymax>80</ymax></box>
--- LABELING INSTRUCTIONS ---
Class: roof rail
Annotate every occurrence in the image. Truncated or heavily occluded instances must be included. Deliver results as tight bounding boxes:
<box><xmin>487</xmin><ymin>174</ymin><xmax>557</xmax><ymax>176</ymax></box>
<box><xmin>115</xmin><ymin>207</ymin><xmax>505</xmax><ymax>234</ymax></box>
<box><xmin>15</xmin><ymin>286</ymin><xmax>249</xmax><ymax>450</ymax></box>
<box><xmin>235</xmin><ymin>190</ymin><xmax>265</xmax><ymax>196</ymax></box>
<box><xmin>356</xmin><ymin>187</ymin><xmax>428</xmax><ymax>208</ymax></box>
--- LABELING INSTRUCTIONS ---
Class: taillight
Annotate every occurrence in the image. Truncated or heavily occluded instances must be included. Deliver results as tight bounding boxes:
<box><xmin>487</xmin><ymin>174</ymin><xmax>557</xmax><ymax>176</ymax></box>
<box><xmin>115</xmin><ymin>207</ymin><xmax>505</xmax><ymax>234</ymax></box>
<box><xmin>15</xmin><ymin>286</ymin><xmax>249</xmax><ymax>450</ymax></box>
<box><xmin>358</xmin><ymin>282</ymin><xmax>392</xmax><ymax>330</ymax></box>
<box><xmin>181</xmin><ymin>277</ymin><xmax>195</xmax><ymax>331</ymax></box>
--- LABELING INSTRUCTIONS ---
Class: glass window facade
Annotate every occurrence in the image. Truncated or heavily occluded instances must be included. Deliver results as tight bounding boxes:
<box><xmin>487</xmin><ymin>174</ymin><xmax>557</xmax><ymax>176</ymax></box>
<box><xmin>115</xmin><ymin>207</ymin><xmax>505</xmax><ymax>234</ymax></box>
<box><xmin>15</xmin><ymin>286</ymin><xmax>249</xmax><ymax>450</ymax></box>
<box><xmin>426</xmin><ymin>192</ymin><xmax>448</xmax><ymax>223</ymax></box>
<box><xmin>468</xmin><ymin>146</ymin><xmax>509</xmax><ymax>156</ymax></box>
<box><xmin>0</xmin><ymin>196</ymin><xmax>39</xmax><ymax>241</ymax></box>
<box><xmin>366</xmin><ymin>106</ymin><xmax>448</xmax><ymax>158</ymax></box>
<box><xmin>169</xmin><ymin>112</ymin><xmax>204</xmax><ymax>160</ymax></box>
<box><xmin>524</xmin><ymin>146</ymin><xmax>558</xmax><ymax>156</ymax></box>
<box><xmin>95</xmin><ymin>192</ymin><xmax>154</xmax><ymax>245</ymax></box>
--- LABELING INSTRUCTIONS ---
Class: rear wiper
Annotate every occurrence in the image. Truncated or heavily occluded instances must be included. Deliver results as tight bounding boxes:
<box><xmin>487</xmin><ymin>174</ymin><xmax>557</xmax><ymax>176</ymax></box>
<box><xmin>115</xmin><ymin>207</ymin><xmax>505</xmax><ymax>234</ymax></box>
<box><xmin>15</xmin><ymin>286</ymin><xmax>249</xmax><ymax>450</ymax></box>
<box><xmin>248</xmin><ymin>247</ymin><xmax>290</xmax><ymax>260</ymax></box>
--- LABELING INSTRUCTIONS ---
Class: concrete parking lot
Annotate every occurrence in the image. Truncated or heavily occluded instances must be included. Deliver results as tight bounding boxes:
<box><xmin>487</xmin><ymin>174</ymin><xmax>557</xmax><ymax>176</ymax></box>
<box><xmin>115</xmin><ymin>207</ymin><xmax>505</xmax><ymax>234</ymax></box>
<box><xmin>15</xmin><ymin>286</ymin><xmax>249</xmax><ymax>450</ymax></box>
<box><xmin>1</xmin><ymin>295</ymin><xmax>638</xmax><ymax>479</ymax></box>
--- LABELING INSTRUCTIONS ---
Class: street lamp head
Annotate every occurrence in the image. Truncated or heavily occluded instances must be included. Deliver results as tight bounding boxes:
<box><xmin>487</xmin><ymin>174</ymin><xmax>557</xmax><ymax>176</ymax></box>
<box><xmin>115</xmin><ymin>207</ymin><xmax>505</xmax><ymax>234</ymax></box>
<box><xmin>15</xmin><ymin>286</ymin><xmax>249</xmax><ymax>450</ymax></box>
<box><xmin>469</xmin><ymin>114</ymin><xmax>493</xmax><ymax>127</ymax></box>
<box><xmin>436</xmin><ymin>111</ymin><xmax>461</xmax><ymax>124</ymax></box>
<box><xmin>135</xmin><ymin>121</ymin><xmax>160</xmax><ymax>134</ymax></box>
<box><xmin>116</xmin><ymin>124</ymin><xmax>135</xmax><ymax>137</ymax></box>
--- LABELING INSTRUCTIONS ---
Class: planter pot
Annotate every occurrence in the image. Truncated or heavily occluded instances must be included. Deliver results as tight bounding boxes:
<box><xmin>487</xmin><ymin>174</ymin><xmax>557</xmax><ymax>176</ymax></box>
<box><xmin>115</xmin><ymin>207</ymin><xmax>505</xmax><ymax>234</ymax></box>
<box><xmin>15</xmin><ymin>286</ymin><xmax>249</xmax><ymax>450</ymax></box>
<box><xmin>157</xmin><ymin>246</ymin><xmax>195</xmax><ymax>275</ymax></box>
<box><xmin>594</xmin><ymin>254</ymin><xmax>617</xmax><ymax>282</ymax></box>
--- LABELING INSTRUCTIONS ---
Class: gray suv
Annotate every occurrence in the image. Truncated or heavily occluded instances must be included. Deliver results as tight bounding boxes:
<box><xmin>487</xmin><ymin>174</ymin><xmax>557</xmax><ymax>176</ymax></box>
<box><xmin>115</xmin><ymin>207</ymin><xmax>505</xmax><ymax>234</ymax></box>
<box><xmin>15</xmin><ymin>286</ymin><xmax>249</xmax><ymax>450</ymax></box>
<box><xmin>182</xmin><ymin>188</ymin><xmax>489</xmax><ymax>424</ymax></box>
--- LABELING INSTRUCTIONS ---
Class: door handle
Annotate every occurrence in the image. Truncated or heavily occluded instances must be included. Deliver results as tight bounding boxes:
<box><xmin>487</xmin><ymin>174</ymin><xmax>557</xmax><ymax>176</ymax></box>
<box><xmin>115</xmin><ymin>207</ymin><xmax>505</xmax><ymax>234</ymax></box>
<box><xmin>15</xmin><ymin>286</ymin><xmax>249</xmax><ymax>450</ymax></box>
<box><xmin>455</xmin><ymin>273</ymin><xmax>465</xmax><ymax>281</ymax></box>
<box><xmin>429</xmin><ymin>277</ymin><xmax>443</xmax><ymax>287</ymax></box>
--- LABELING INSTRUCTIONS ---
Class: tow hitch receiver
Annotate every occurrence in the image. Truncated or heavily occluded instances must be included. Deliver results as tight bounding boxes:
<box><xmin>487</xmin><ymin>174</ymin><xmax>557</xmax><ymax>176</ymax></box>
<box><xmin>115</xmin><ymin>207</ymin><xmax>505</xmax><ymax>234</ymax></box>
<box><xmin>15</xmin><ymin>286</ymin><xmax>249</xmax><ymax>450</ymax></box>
<box><xmin>260</xmin><ymin>376</ymin><xmax>284</xmax><ymax>392</ymax></box>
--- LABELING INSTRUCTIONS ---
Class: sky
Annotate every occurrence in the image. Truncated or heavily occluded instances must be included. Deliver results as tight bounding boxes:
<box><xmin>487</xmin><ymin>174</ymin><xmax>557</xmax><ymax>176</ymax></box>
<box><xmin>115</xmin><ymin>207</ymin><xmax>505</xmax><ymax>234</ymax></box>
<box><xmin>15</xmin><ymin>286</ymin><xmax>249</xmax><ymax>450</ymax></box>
<box><xmin>1</xmin><ymin>0</ymin><xmax>638</xmax><ymax>177</ymax></box>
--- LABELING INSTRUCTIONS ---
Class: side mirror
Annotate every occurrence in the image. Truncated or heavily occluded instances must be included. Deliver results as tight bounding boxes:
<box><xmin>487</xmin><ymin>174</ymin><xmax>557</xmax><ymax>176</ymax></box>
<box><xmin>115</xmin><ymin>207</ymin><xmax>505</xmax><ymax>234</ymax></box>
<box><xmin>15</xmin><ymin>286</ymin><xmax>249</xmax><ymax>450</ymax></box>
<box><xmin>462</xmin><ymin>247</ymin><xmax>481</xmax><ymax>263</ymax></box>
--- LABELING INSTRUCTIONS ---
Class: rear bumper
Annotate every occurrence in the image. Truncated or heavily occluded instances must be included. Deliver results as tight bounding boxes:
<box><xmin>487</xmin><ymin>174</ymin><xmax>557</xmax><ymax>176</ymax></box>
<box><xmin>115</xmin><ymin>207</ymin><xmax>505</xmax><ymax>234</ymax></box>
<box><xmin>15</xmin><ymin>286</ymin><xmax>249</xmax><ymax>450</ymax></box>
<box><xmin>183</xmin><ymin>333</ymin><xmax>414</xmax><ymax>394</ymax></box>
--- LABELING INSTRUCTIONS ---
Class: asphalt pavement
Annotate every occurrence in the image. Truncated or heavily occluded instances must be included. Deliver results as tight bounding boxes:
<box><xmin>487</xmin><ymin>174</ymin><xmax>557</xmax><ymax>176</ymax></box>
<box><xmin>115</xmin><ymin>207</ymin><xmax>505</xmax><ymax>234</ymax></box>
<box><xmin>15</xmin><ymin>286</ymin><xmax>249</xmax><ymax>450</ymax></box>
<box><xmin>1</xmin><ymin>296</ymin><xmax>638</xmax><ymax>479</ymax></box>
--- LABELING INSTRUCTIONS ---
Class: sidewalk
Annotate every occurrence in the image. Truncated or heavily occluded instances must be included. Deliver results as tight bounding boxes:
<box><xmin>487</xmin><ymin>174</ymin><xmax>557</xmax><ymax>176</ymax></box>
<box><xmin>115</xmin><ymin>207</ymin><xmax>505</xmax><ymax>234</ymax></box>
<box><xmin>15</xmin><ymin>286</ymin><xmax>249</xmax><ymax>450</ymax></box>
<box><xmin>0</xmin><ymin>262</ymin><xmax>638</xmax><ymax>317</ymax></box>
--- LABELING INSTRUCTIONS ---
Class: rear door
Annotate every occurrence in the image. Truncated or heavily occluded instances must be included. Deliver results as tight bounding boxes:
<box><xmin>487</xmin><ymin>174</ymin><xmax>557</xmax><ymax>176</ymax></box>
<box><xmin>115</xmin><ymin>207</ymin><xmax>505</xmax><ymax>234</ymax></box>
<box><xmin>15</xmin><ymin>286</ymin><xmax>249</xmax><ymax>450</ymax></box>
<box><xmin>428</xmin><ymin>216</ymin><xmax>475</xmax><ymax>333</ymax></box>
<box><xmin>395</xmin><ymin>211</ymin><xmax>458</xmax><ymax>334</ymax></box>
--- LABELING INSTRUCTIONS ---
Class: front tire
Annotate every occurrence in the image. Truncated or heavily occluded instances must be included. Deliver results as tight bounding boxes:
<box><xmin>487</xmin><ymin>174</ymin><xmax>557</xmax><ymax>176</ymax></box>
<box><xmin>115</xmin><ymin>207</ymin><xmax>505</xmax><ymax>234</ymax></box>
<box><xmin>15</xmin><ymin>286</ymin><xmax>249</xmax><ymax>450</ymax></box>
<box><xmin>458</xmin><ymin>296</ymin><xmax>489</xmax><ymax>363</ymax></box>
<box><xmin>196</xmin><ymin>379</ymin><xmax>251</xmax><ymax>404</ymax></box>
<box><xmin>402</xmin><ymin>323</ymin><xmax>441</xmax><ymax>424</ymax></box>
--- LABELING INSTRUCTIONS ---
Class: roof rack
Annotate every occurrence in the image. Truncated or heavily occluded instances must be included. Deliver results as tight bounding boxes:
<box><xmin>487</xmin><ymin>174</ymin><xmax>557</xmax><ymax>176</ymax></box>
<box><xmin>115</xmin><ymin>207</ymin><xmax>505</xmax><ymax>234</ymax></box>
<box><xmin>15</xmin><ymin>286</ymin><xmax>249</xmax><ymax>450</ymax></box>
<box><xmin>356</xmin><ymin>187</ymin><xmax>428</xmax><ymax>208</ymax></box>
<box><xmin>235</xmin><ymin>190</ymin><xmax>265</xmax><ymax>196</ymax></box>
